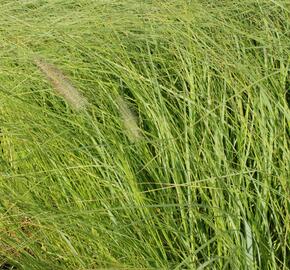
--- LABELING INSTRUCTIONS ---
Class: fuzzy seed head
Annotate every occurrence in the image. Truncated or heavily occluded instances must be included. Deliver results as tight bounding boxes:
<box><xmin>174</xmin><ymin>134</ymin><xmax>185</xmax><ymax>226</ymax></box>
<box><xmin>34</xmin><ymin>58</ymin><xmax>88</xmax><ymax>111</ymax></box>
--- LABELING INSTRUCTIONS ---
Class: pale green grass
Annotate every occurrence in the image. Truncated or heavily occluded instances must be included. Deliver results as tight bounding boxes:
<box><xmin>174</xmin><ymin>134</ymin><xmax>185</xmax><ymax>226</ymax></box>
<box><xmin>0</xmin><ymin>0</ymin><xmax>289</xmax><ymax>269</ymax></box>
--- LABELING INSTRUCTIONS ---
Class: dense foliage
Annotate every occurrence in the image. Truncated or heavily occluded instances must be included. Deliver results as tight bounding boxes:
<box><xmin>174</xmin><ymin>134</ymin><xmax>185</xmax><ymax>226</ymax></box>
<box><xmin>0</xmin><ymin>1</ymin><xmax>289</xmax><ymax>269</ymax></box>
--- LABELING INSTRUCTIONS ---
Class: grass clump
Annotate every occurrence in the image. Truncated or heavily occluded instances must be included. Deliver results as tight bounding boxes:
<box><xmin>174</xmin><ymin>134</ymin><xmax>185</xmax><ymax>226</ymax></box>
<box><xmin>0</xmin><ymin>0</ymin><xmax>289</xmax><ymax>269</ymax></box>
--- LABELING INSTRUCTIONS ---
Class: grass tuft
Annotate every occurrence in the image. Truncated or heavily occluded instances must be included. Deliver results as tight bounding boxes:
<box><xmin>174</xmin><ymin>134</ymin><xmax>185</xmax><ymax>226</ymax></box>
<box><xmin>0</xmin><ymin>0</ymin><xmax>289</xmax><ymax>269</ymax></box>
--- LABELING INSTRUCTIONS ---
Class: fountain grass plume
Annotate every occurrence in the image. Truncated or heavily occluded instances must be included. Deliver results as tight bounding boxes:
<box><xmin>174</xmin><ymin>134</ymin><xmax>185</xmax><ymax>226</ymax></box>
<box><xmin>34</xmin><ymin>57</ymin><xmax>89</xmax><ymax>111</ymax></box>
<box><xmin>116</xmin><ymin>96</ymin><xmax>142</xmax><ymax>142</ymax></box>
